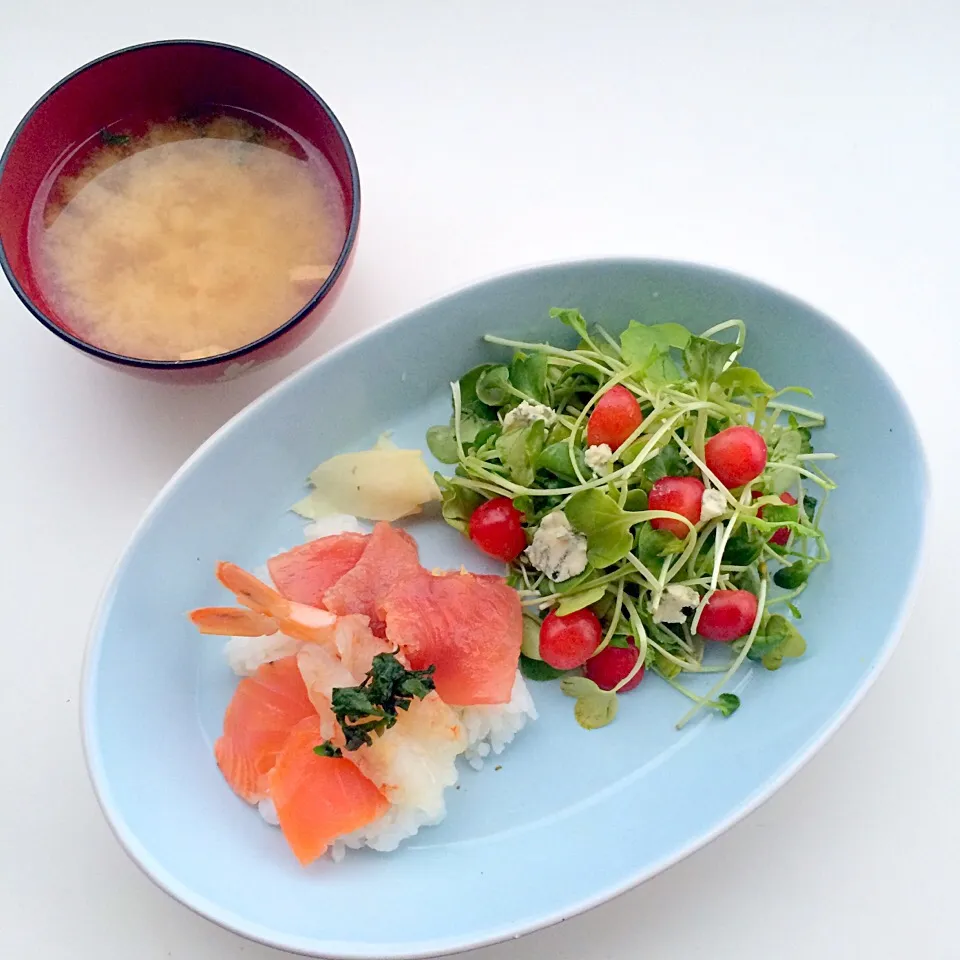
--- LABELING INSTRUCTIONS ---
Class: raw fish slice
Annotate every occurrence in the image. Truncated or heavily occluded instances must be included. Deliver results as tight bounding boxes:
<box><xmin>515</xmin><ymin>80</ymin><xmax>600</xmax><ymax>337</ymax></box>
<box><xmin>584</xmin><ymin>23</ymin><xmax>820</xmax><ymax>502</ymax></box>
<box><xmin>323</xmin><ymin>523</ymin><xmax>422</xmax><ymax>635</ymax></box>
<box><xmin>215</xmin><ymin>656</ymin><xmax>317</xmax><ymax>802</ymax></box>
<box><xmin>268</xmin><ymin>716</ymin><xmax>389</xmax><ymax>866</ymax></box>
<box><xmin>381</xmin><ymin>570</ymin><xmax>523</xmax><ymax>706</ymax></box>
<box><xmin>267</xmin><ymin>533</ymin><xmax>369</xmax><ymax>607</ymax></box>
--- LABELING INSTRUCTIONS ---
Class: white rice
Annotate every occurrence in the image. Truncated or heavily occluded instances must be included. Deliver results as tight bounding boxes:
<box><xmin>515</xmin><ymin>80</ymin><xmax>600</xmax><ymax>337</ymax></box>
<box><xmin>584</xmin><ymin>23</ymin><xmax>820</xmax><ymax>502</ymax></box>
<box><xmin>458</xmin><ymin>670</ymin><xmax>538</xmax><ymax>770</ymax></box>
<box><xmin>225</xmin><ymin>522</ymin><xmax>538</xmax><ymax>858</ymax></box>
<box><xmin>303</xmin><ymin>513</ymin><xmax>367</xmax><ymax>540</ymax></box>
<box><xmin>258</xmin><ymin>797</ymin><xmax>280</xmax><ymax>826</ymax></box>
<box><xmin>330</xmin><ymin>804</ymin><xmax>446</xmax><ymax>861</ymax></box>
<box><xmin>224</xmin><ymin>633</ymin><xmax>302</xmax><ymax>676</ymax></box>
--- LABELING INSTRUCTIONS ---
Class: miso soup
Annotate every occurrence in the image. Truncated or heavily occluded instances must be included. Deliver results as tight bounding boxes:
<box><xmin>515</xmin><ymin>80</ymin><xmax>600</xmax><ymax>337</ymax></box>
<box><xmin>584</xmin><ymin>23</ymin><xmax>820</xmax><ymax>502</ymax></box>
<box><xmin>30</xmin><ymin>113</ymin><xmax>346</xmax><ymax>361</ymax></box>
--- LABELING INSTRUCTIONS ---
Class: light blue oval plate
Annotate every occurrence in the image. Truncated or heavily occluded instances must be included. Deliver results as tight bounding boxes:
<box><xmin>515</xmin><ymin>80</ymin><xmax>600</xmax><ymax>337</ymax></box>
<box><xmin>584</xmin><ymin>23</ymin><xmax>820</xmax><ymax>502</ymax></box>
<box><xmin>81</xmin><ymin>260</ymin><xmax>927</xmax><ymax>958</ymax></box>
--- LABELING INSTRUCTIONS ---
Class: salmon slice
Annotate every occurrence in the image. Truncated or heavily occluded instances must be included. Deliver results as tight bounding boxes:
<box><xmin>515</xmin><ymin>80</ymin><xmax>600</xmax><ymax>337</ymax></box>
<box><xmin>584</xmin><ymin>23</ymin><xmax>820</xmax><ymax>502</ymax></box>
<box><xmin>268</xmin><ymin>533</ymin><xmax>369</xmax><ymax>607</ymax></box>
<box><xmin>381</xmin><ymin>570</ymin><xmax>523</xmax><ymax>706</ymax></box>
<box><xmin>323</xmin><ymin>523</ymin><xmax>422</xmax><ymax>635</ymax></box>
<box><xmin>268</xmin><ymin>715</ymin><xmax>390</xmax><ymax>866</ymax></box>
<box><xmin>215</xmin><ymin>656</ymin><xmax>317</xmax><ymax>803</ymax></box>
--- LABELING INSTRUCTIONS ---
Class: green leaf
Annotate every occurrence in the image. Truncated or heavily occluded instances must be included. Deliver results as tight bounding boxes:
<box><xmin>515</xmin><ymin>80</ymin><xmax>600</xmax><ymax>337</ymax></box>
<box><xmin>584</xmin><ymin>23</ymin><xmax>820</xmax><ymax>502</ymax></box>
<box><xmin>520</xmin><ymin>654</ymin><xmax>568</xmax><ymax>681</ymax></box>
<box><xmin>550</xmin><ymin>307</ymin><xmax>589</xmax><ymax>340</ymax></box>
<box><xmin>509</xmin><ymin>352</ymin><xmax>548</xmax><ymax>402</ymax></box>
<box><xmin>574</xmin><ymin>690</ymin><xmax>619</xmax><ymax>729</ymax></box>
<box><xmin>476</xmin><ymin>365</ymin><xmax>512</xmax><ymax>406</ymax></box>
<box><xmin>802</xmin><ymin>494</ymin><xmax>818</xmax><ymax>519</ymax></box>
<box><xmin>715</xmin><ymin>693</ymin><xmax>740</xmax><ymax>716</ymax></box>
<box><xmin>641</xmin><ymin>441</ymin><xmax>691</xmax><ymax>483</ymax></box>
<box><xmin>716</xmin><ymin>365</ymin><xmax>773</xmax><ymax>398</ymax></box>
<box><xmin>786</xmin><ymin>602</ymin><xmax>803</xmax><ymax>619</ymax></box>
<box><xmin>683</xmin><ymin>336</ymin><xmax>739</xmax><ymax>388</ymax></box>
<box><xmin>619</xmin><ymin>321</ymin><xmax>691</xmax><ymax>384</ymax></box>
<box><xmin>773</xmin><ymin>560</ymin><xmax>812</xmax><ymax>589</ymax></box>
<box><xmin>457</xmin><ymin>365</ymin><xmax>499</xmax><ymax>420</ymax></box>
<box><xmin>634</xmin><ymin>524</ymin><xmax>676</xmax><ymax>572</ymax></box>
<box><xmin>536</xmin><ymin>442</ymin><xmax>585</xmax><ymax>483</ymax></box>
<box><xmin>749</xmin><ymin>614</ymin><xmax>807</xmax><ymax>670</ymax></box>
<box><xmin>556</xmin><ymin>585</ymin><xmax>607</xmax><ymax>616</ymax></box>
<box><xmin>495</xmin><ymin>419</ymin><xmax>547</xmax><ymax>486</ymax></box>
<box><xmin>622</xmin><ymin>488</ymin><xmax>648</xmax><ymax>512</ymax></box>
<box><xmin>565</xmin><ymin>489</ymin><xmax>640</xmax><ymax>568</ymax></box>
<box><xmin>723</xmin><ymin>526</ymin><xmax>765</xmax><ymax>566</ymax></box>
<box><xmin>435</xmin><ymin>474</ymin><xmax>483</xmax><ymax>535</ymax></box>
<box><xmin>458</xmin><ymin>414</ymin><xmax>499</xmax><ymax>448</ymax></box>
<box><xmin>659</xmin><ymin>536</ymin><xmax>688</xmax><ymax>556</ymax></box>
<box><xmin>426</xmin><ymin>425</ymin><xmax>460</xmax><ymax>464</ymax></box>
<box><xmin>521</xmin><ymin>617</ymin><xmax>542</xmax><ymax>659</ymax></box>
<box><xmin>762</xmin><ymin>503</ymin><xmax>800</xmax><ymax>526</ymax></box>
<box><xmin>560</xmin><ymin>675</ymin><xmax>601</xmax><ymax>698</ymax></box>
<box><xmin>313</xmin><ymin>741</ymin><xmax>343</xmax><ymax>758</ymax></box>
<box><xmin>653</xmin><ymin>651</ymin><xmax>682</xmax><ymax>679</ymax></box>
<box><xmin>608</xmin><ymin>635</ymin><xmax>632</xmax><ymax>649</ymax></box>
<box><xmin>732</xmin><ymin>565</ymin><xmax>762</xmax><ymax>597</ymax></box>
<box><xmin>512</xmin><ymin>495</ymin><xmax>537</xmax><ymax>523</ymax></box>
<box><xmin>620</xmin><ymin>321</ymin><xmax>689</xmax><ymax>359</ymax></box>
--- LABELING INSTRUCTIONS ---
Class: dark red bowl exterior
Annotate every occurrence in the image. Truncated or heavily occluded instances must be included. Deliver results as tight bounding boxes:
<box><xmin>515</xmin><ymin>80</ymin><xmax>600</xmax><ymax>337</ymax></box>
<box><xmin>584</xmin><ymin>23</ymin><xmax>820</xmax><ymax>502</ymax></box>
<box><xmin>0</xmin><ymin>40</ymin><xmax>360</xmax><ymax>382</ymax></box>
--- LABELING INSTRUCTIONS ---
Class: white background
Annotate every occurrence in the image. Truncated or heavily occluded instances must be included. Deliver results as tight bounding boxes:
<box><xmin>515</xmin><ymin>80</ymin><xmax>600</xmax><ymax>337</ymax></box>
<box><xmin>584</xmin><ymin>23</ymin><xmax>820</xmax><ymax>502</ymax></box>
<box><xmin>1</xmin><ymin>2</ymin><xmax>957</xmax><ymax>958</ymax></box>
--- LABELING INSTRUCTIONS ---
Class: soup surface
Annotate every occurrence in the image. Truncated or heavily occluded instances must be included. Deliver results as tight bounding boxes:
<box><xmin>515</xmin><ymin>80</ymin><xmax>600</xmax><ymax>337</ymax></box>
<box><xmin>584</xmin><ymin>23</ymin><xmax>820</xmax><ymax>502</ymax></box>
<box><xmin>30</xmin><ymin>114</ymin><xmax>346</xmax><ymax>361</ymax></box>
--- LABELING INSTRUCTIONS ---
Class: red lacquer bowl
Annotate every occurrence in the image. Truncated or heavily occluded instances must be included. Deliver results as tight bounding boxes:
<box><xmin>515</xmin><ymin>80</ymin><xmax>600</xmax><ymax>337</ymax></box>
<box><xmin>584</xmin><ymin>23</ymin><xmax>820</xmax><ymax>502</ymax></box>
<box><xmin>0</xmin><ymin>40</ymin><xmax>360</xmax><ymax>383</ymax></box>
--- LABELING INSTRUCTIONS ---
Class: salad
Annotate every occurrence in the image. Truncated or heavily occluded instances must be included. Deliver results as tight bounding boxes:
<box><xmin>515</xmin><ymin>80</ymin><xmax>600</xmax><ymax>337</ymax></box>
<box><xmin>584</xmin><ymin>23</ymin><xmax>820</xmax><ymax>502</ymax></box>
<box><xmin>427</xmin><ymin>308</ymin><xmax>835</xmax><ymax>730</ymax></box>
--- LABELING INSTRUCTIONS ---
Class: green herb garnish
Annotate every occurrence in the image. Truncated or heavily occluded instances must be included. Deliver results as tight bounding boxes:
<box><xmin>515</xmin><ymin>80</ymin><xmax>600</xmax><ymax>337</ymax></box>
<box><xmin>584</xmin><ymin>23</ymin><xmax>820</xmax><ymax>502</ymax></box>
<box><xmin>99</xmin><ymin>128</ymin><xmax>130</xmax><ymax>146</ymax></box>
<box><xmin>331</xmin><ymin>651</ymin><xmax>436</xmax><ymax>751</ymax></box>
<box><xmin>313</xmin><ymin>741</ymin><xmax>343</xmax><ymax>758</ymax></box>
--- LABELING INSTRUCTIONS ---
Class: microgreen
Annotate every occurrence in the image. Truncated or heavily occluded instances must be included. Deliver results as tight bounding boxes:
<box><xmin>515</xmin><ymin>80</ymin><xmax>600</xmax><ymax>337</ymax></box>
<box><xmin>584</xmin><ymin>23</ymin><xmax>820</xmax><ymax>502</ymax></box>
<box><xmin>428</xmin><ymin>308</ymin><xmax>834</xmax><ymax>730</ymax></box>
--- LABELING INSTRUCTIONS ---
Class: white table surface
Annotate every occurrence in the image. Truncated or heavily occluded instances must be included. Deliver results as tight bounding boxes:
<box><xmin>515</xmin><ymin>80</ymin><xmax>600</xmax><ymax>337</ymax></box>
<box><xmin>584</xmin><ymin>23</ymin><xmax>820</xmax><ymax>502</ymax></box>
<box><xmin>2</xmin><ymin>2</ymin><xmax>957</xmax><ymax>957</ymax></box>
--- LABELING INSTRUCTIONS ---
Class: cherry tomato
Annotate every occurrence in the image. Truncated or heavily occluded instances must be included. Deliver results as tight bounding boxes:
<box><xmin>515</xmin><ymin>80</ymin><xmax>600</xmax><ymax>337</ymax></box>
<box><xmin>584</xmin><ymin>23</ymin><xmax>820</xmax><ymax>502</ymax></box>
<box><xmin>539</xmin><ymin>608</ymin><xmax>603</xmax><ymax>670</ymax></box>
<box><xmin>648</xmin><ymin>476</ymin><xmax>705</xmax><ymax>538</ymax></box>
<box><xmin>585</xmin><ymin>638</ymin><xmax>645</xmax><ymax>692</ymax></box>
<box><xmin>753</xmin><ymin>490</ymin><xmax>798</xmax><ymax>546</ymax></box>
<box><xmin>704</xmin><ymin>425</ymin><xmax>768</xmax><ymax>489</ymax></box>
<box><xmin>586</xmin><ymin>385</ymin><xmax>643</xmax><ymax>449</ymax></box>
<box><xmin>469</xmin><ymin>497</ymin><xmax>527</xmax><ymax>561</ymax></box>
<box><xmin>697</xmin><ymin>589</ymin><xmax>759</xmax><ymax>642</ymax></box>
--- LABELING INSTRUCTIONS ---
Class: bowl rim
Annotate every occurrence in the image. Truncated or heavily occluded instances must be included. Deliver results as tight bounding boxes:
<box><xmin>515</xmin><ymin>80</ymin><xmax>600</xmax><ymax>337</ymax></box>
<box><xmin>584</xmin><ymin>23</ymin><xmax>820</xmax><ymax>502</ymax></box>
<box><xmin>0</xmin><ymin>38</ymin><xmax>361</xmax><ymax>370</ymax></box>
<box><xmin>80</xmin><ymin>256</ymin><xmax>931</xmax><ymax>957</ymax></box>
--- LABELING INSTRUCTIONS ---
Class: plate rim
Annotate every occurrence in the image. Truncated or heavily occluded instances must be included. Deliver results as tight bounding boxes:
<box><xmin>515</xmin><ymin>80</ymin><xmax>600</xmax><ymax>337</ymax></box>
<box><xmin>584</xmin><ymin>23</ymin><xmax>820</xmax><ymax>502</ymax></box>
<box><xmin>79</xmin><ymin>256</ymin><xmax>931</xmax><ymax>958</ymax></box>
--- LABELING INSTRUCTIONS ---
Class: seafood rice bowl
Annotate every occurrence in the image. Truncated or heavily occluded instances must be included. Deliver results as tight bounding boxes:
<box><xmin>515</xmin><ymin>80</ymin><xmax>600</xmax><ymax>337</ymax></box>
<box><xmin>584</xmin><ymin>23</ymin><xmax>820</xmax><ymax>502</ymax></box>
<box><xmin>190</xmin><ymin>514</ymin><xmax>536</xmax><ymax>866</ymax></box>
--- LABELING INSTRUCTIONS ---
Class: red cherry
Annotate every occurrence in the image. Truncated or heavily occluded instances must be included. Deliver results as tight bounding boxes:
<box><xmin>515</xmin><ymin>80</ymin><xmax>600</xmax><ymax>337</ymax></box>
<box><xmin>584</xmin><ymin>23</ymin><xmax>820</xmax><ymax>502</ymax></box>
<box><xmin>648</xmin><ymin>476</ymin><xmax>705</xmax><ymax>538</ymax></box>
<box><xmin>586</xmin><ymin>385</ymin><xmax>643</xmax><ymax>449</ymax></box>
<box><xmin>469</xmin><ymin>498</ymin><xmax>527</xmax><ymax>561</ymax></box>
<box><xmin>697</xmin><ymin>590</ymin><xmax>759</xmax><ymax>642</ymax></box>
<box><xmin>584</xmin><ymin>638</ymin><xmax>645</xmax><ymax>692</ymax></box>
<box><xmin>704</xmin><ymin>426</ymin><xmax>767</xmax><ymax>489</ymax></box>
<box><xmin>539</xmin><ymin>608</ymin><xmax>603</xmax><ymax>670</ymax></box>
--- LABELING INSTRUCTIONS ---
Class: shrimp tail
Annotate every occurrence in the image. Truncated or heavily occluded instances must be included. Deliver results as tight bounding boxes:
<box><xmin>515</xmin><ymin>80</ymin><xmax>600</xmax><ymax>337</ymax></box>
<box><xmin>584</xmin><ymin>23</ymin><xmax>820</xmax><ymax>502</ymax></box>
<box><xmin>189</xmin><ymin>607</ymin><xmax>279</xmax><ymax>637</ymax></box>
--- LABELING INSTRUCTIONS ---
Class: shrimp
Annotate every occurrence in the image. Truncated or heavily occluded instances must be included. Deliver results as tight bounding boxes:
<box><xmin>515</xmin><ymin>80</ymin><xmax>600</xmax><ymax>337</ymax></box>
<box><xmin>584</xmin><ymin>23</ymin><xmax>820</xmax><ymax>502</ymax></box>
<box><xmin>188</xmin><ymin>562</ymin><xmax>338</xmax><ymax>644</ymax></box>
<box><xmin>189</xmin><ymin>607</ymin><xmax>278</xmax><ymax>637</ymax></box>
